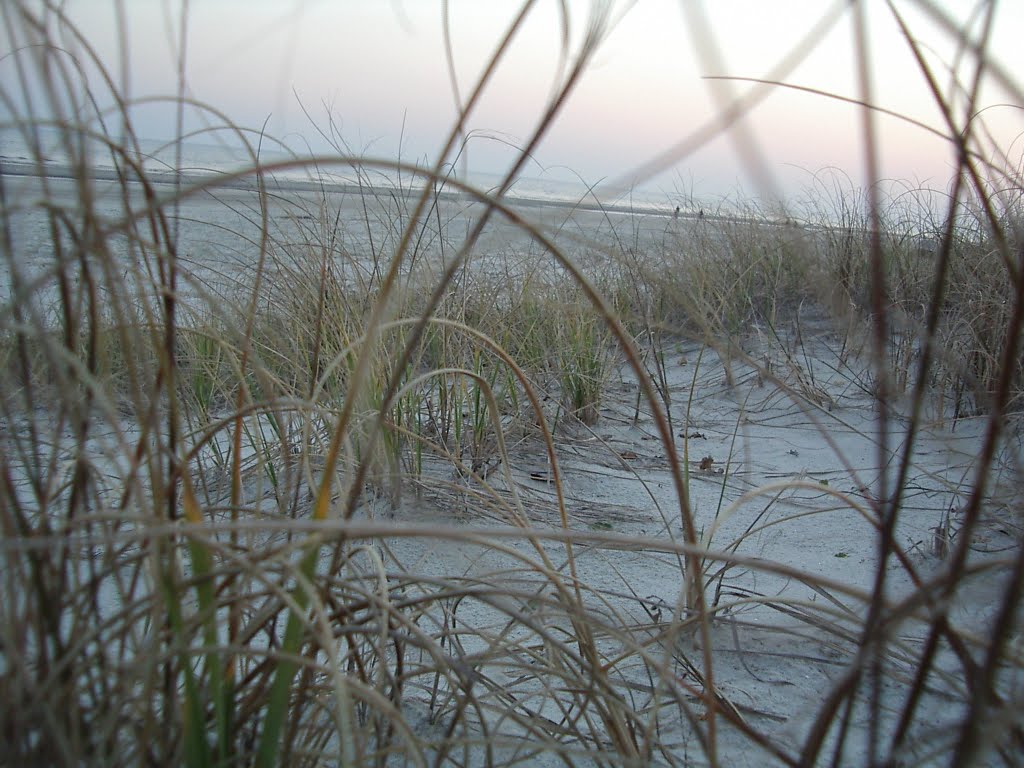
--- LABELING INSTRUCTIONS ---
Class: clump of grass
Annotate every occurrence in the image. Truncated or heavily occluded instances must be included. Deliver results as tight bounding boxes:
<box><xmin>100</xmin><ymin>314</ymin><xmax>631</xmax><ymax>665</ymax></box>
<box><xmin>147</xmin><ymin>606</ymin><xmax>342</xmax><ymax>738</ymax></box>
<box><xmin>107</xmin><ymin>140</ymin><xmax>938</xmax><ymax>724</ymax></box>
<box><xmin>553</xmin><ymin>291</ymin><xmax>613</xmax><ymax>427</ymax></box>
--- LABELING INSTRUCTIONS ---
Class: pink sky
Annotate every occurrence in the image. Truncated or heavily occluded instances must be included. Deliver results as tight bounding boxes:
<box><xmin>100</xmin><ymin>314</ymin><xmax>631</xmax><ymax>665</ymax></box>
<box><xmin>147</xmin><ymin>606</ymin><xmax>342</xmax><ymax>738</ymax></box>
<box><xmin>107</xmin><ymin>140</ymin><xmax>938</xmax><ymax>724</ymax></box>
<box><xmin>8</xmin><ymin>1</ymin><xmax>1024</xmax><ymax>201</ymax></box>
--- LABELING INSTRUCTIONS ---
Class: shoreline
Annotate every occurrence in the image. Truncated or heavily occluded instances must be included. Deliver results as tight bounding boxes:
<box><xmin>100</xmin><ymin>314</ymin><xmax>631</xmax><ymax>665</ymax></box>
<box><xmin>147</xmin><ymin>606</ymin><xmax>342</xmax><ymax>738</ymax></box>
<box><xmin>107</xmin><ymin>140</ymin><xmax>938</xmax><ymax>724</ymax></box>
<box><xmin>1</xmin><ymin>157</ymin><xmax>711</xmax><ymax>222</ymax></box>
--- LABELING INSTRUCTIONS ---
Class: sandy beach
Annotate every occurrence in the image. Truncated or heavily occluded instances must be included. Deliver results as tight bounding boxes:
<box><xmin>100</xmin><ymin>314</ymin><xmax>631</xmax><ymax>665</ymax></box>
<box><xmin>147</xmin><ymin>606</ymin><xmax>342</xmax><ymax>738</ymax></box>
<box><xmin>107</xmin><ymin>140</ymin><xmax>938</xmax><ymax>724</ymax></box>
<box><xmin>5</xmin><ymin>2</ymin><xmax>1023</xmax><ymax>762</ymax></box>
<box><xmin>2</xmin><ymin>162</ymin><xmax>1020</xmax><ymax>766</ymax></box>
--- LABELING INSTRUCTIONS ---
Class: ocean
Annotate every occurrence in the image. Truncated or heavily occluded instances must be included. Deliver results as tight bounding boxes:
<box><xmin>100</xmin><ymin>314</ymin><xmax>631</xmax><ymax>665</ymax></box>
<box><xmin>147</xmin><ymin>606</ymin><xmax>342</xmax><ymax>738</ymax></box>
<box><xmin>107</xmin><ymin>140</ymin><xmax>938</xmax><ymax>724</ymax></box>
<box><xmin>1</xmin><ymin>125</ymin><xmax>724</xmax><ymax>309</ymax></box>
<box><xmin>0</xmin><ymin>125</ymin><xmax>688</xmax><ymax>217</ymax></box>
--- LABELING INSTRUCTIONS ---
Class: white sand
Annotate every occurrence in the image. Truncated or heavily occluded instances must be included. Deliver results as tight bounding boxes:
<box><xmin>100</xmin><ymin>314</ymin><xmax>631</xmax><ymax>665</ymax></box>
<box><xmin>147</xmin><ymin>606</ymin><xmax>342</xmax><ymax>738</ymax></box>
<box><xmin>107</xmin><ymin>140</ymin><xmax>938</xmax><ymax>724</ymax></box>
<box><xmin>366</xmin><ymin>326</ymin><xmax>1017</xmax><ymax>764</ymax></box>
<box><xmin>4</xmin><ymin>170</ymin><xmax>1019</xmax><ymax>764</ymax></box>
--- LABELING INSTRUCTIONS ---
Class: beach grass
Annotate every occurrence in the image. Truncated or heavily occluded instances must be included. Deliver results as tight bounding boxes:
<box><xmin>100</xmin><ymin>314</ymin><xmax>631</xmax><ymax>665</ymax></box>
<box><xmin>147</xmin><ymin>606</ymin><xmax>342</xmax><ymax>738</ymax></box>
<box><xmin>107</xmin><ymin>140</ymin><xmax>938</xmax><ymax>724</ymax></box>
<box><xmin>2</xmin><ymin>1</ymin><xmax>1023</xmax><ymax>765</ymax></box>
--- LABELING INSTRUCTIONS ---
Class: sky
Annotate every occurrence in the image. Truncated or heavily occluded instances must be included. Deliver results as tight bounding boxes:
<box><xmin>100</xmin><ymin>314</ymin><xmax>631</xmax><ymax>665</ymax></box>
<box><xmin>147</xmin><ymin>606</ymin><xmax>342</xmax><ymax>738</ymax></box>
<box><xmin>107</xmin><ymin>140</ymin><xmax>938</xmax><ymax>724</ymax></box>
<box><xmin>5</xmin><ymin>0</ymin><xmax>1024</xmax><ymax>203</ymax></box>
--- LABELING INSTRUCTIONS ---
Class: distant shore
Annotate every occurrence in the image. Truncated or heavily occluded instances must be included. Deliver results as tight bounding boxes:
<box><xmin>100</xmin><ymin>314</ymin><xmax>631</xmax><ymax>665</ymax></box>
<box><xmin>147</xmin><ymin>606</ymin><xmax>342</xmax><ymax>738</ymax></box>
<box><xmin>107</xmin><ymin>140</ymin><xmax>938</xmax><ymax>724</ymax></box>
<box><xmin>1</xmin><ymin>157</ymin><xmax>710</xmax><ymax>222</ymax></box>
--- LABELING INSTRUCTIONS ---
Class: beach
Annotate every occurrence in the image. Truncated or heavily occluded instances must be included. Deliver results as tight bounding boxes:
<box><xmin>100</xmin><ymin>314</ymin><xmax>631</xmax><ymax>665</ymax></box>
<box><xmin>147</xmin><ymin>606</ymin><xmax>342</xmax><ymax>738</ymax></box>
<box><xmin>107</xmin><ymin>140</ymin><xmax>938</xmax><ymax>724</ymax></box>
<box><xmin>3</xmin><ymin>160</ymin><xmax>1018</xmax><ymax>765</ymax></box>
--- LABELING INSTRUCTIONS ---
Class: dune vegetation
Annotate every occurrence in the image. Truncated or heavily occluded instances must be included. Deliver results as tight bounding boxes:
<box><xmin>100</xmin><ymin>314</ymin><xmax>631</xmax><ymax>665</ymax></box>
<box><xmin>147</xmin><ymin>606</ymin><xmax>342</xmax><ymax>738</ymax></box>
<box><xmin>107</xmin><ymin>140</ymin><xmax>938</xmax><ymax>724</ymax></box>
<box><xmin>1</xmin><ymin>1</ymin><xmax>1022</xmax><ymax>765</ymax></box>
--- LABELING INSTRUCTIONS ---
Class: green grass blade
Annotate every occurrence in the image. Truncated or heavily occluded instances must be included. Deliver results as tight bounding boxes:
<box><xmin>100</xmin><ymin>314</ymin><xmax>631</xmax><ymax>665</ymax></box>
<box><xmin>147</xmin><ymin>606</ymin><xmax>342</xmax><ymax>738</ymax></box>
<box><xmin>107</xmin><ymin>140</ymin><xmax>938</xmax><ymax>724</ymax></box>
<box><xmin>254</xmin><ymin>546</ymin><xmax>321</xmax><ymax>768</ymax></box>
<box><xmin>182</xmin><ymin>477</ymin><xmax>229</xmax><ymax>764</ymax></box>
<box><xmin>160</xmin><ymin>563</ymin><xmax>213</xmax><ymax>768</ymax></box>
